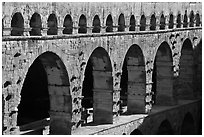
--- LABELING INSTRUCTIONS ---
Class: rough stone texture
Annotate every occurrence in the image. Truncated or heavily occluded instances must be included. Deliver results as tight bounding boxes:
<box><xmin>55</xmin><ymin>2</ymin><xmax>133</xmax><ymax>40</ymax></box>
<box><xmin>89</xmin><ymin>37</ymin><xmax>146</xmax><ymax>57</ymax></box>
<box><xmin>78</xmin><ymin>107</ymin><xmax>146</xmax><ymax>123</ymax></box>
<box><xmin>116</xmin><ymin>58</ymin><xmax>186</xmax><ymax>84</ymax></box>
<box><xmin>2</xmin><ymin>2</ymin><xmax>202</xmax><ymax>135</ymax></box>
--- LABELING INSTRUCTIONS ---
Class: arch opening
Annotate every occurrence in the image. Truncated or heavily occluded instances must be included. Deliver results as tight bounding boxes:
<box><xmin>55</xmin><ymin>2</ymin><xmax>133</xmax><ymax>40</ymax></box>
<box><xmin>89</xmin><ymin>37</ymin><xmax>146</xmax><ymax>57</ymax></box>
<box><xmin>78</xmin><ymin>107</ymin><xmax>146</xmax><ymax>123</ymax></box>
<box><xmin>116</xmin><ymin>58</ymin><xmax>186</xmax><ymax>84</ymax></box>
<box><xmin>81</xmin><ymin>47</ymin><xmax>113</xmax><ymax>125</ymax></box>
<box><xmin>11</xmin><ymin>12</ymin><xmax>24</xmax><ymax>36</ymax></box>
<box><xmin>169</xmin><ymin>14</ymin><xmax>174</xmax><ymax>29</ymax></box>
<box><xmin>47</xmin><ymin>14</ymin><xmax>58</xmax><ymax>35</ymax></box>
<box><xmin>178</xmin><ymin>39</ymin><xmax>194</xmax><ymax>99</ymax></box>
<box><xmin>120</xmin><ymin>45</ymin><xmax>146</xmax><ymax>114</ymax></box>
<box><xmin>63</xmin><ymin>14</ymin><xmax>73</xmax><ymax>34</ymax></box>
<box><xmin>129</xmin><ymin>15</ymin><xmax>135</xmax><ymax>31</ymax></box>
<box><xmin>181</xmin><ymin>113</ymin><xmax>196</xmax><ymax>135</ymax></box>
<box><xmin>17</xmin><ymin>52</ymin><xmax>72</xmax><ymax>135</ymax></box>
<box><xmin>78</xmin><ymin>14</ymin><xmax>87</xmax><ymax>34</ymax></box>
<box><xmin>195</xmin><ymin>13</ymin><xmax>200</xmax><ymax>27</ymax></box>
<box><xmin>140</xmin><ymin>15</ymin><xmax>146</xmax><ymax>31</ymax></box>
<box><xmin>118</xmin><ymin>13</ymin><xmax>125</xmax><ymax>32</ymax></box>
<box><xmin>157</xmin><ymin>120</ymin><xmax>173</xmax><ymax>135</ymax></box>
<box><xmin>176</xmin><ymin>14</ymin><xmax>181</xmax><ymax>28</ymax></box>
<box><xmin>92</xmin><ymin>15</ymin><xmax>100</xmax><ymax>33</ymax></box>
<box><xmin>183</xmin><ymin>10</ymin><xmax>188</xmax><ymax>28</ymax></box>
<box><xmin>160</xmin><ymin>14</ymin><xmax>165</xmax><ymax>30</ymax></box>
<box><xmin>30</xmin><ymin>13</ymin><xmax>42</xmax><ymax>36</ymax></box>
<box><xmin>106</xmin><ymin>14</ymin><xmax>113</xmax><ymax>32</ymax></box>
<box><xmin>150</xmin><ymin>14</ymin><xmax>156</xmax><ymax>30</ymax></box>
<box><xmin>189</xmin><ymin>11</ymin><xmax>194</xmax><ymax>27</ymax></box>
<box><xmin>152</xmin><ymin>42</ymin><xmax>175</xmax><ymax>106</ymax></box>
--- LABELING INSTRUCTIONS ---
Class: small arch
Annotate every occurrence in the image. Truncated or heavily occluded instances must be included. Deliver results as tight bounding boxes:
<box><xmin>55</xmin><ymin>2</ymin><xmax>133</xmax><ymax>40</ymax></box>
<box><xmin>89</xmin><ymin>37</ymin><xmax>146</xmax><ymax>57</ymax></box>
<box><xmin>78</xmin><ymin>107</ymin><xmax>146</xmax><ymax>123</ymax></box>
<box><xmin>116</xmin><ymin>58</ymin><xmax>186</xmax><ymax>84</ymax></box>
<box><xmin>106</xmin><ymin>14</ymin><xmax>113</xmax><ymax>32</ymax></box>
<box><xmin>176</xmin><ymin>13</ymin><xmax>181</xmax><ymax>28</ymax></box>
<box><xmin>140</xmin><ymin>15</ymin><xmax>146</xmax><ymax>31</ymax></box>
<box><xmin>47</xmin><ymin>13</ymin><xmax>58</xmax><ymax>35</ymax></box>
<box><xmin>195</xmin><ymin>13</ymin><xmax>200</xmax><ymax>27</ymax></box>
<box><xmin>118</xmin><ymin>13</ymin><xmax>125</xmax><ymax>32</ymax></box>
<box><xmin>92</xmin><ymin>15</ymin><xmax>100</xmax><ymax>33</ymax></box>
<box><xmin>169</xmin><ymin>14</ymin><xmax>174</xmax><ymax>29</ymax></box>
<box><xmin>157</xmin><ymin>120</ymin><xmax>173</xmax><ymax>135</ymax></box>
<box><xmin>160</xmin><ymin>14</ymin><xmax>166</xmax><ymax>30</ymax></box>
<box><xmin>81</xmin><ymin>47</ymin><xmax>113</xmax><ymax>125</ymax></box>
<box><xmin>152</xmin><ymin>42</ymin><xmax>174</xmax><ymax>105</ymax></box>
<box><xmin>78</xmin><ymin>14</ymin><xmax>87</xmax><ymax>34</ymax></box>
<box><xmin>178</xmin><ymin>38</ymin><xmax>194</xmax><ymax>99</ymax></box>
<box><xmin>150</xmin><ymin>14</ymin><xmax>156</xmax><ymax>30</ymax></box>
<box><xmin>63</xmin><ymin>14</ymin><xmax>73</xmax><ymax>34</ymax></box>
<box><xmin>130</xmin><ymin>129</ymin><xmax>143</xmax><ymax>135</ymax></box>
<box><xmin>181</xmin><ymin>112</ymin><xmax>196</xmax><ymax>134</ymax></box>
<box><xmin>189</xmin><ymin>11</ymin><xmax>194</xmax><ymax>27</ymax></box>
<box><xmin>120</xmin><ymin>45</ymin><xmax>146</xmax><ymax>114</ymax></box>
<box><xmin>29</xmin><ymin>12</ymin><xmax>42</xmax><ymax>36</ymax></box>
<box><xmin>17</xmin><ymin>52</ymin><xmax>72</xmax><ymax>134</ymax></box>
<box><xmin>183</xmin><ymin>10</ymin><xmax>188</xmax><ymax>28</ymax></box>
<box><xmin>129</xmin><ymin>15</ymin><xmax>135</xmax><ymax>31</ymax></box>
<box><xmin>11</xmin><ymin>12</ymin><xmax>24</xmax><ymax>36</ymax></box>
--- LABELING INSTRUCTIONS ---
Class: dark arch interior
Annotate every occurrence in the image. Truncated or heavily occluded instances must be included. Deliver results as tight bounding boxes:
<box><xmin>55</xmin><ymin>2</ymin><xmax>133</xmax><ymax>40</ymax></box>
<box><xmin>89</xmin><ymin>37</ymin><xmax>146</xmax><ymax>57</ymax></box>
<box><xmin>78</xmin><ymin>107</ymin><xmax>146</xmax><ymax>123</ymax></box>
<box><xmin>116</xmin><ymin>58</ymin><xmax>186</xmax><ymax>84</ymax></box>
<box><xmin>195</xmin><ymin>13</ymin><xmax>200</xmax><ymax>27</ymax></box>
<box><xmin>47</xmin><ymin>13</ymin><xmax>58</xmax><ymax>35</ymax></box>
<box><xmin>140</xmin><ymin>15</ymin><xmax>146</xmax><ymax>31</ymax></box>
<box><xmin>157</xmin><ymin>120</ymin><xmax>173</xmax><ymax>135</ymax></box>
<box><xmin>130</xmin><ymin>129</ymin><xmax>143</xmax><ymax>135</ymax></box>
<box><xmin>150</xmin><ymin>14</ymin><xmax>156</xmax><ymax>30</ymax></box>
<box><xmin>63</xmin><ymin>14</ymin><xmax>73</xmax><ymax>34</ymax></box>
<box><xmin>81</xmin><ymin>47</ymin><xmax>113</xmax><ymax>125</ymax></box>
<box><xmin>183</xmin><ymin>10</ymin><xmax>188</xmax><ymax>28</ymax></box>
<box><xmin>160</xmin><ymin>14</ymin><xmax>165</xmax><ymax>30</ymax></box>
<box><xmin>106</xmin><ymin>14</ymin><xmax>113</xmax><ymax>32</ymax></box>
<box><xmin>17</xmin><ymin>58</ymin><xmax>50</xmax><ymax>126</ymax></box>
<box><xmin>178</xmin><ymin>39</ymin><xmax>194</xmax><ymax>99</ymax></box>
<box><xmin>189</xmin><ymin>11</ymin><xmax>194</xmax><ymax>27</ymax></box>
<box><xmin>118</xmin><ymin>13</ymin><xmax>125</xmax><ymax>32</ymax></box>
<box><xmin>169</xmin><ymin>14</ymin><xmax>174</xmax><ymax>29</ymax></box>
<box><xmin>11</xmin><ymin>12</ymin><xmax>24</xmax><ymax>36</ymax></box>
<box><xmin>30</xmin><ymin>13</ymin><xmax>42</xmax><ymax>36</ymax></box>
<box><xmin>181</xmin><ymin>113</ymin><xmax>196</xmax><ymax>135</ymax></box>
<box><xmin>120</xmin><ymin>45</ymin><xmax>145</xmax><ymax>114</ymax></box>
<box><xmin>78</xmin><ymin>14</ymin><xmax>87</xmax><ymax>34</ymax></box>
<box><xmin>129</xmin><ymin>15</ymin><xmax>135</xmax><ymax>31</ymax></box>
<box><xmin>92</xmin><ymin>15</ymin><xmax>100</xmax><ymax>33</ymax></box>
<box><xmin>152</xmin><ymin>42</ymin><xmax>173</xmax><ymax>105</ymax></box>
<box><xmin>177</xmin><ymin>14</ymin><xmax>181</xmax><ymax>28</ymax></box>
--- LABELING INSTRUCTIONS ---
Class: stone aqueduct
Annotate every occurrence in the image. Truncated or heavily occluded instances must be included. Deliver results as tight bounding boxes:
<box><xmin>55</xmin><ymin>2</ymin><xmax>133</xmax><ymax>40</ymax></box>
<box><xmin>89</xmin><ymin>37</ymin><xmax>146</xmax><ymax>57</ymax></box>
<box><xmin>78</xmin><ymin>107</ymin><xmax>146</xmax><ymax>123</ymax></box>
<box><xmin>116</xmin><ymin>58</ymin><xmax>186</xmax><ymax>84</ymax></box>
<box><xmin>2</xmin><ymin>2</ymin><xmax>202</xmax><ymax>135</ymax></box>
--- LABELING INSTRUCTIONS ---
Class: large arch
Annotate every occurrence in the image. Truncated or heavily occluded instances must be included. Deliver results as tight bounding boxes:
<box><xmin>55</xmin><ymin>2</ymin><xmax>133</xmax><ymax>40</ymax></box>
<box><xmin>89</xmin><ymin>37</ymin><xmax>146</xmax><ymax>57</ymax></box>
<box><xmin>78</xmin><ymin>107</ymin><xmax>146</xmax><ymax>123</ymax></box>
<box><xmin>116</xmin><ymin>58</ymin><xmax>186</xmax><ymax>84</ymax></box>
<box><xmin>47</xmin><ymin>13</ymin><xmax>58</xmax><ymax>35</ymax></box>
<box><xmin>29</xmin><ymin>12</ymin><xmax>42</xmax><ymax>36</ymax></box>
<box><xmin>152</xmin><ymin>42</ymin><xmax>176</xmax><ymax>106</ymax></box>
<box><xmin>81</xmin><ymin>47</ymin><xmax>113</xmax><ymax>125</ymax></box>
<box><xmin>17</xmin><ymin>52</ymin><xmax>72</xmax><ymax>135</ymax></box>
<box><xmin>157</xmin><ymin>120</ymin><xmax>173</xmax><ymax>135</ymax></box>
<box><xmin>11</xmin><ymin>12</ymin><xmax>24</xmax><ymax>36</ymax></box>
<box><xmin>181</xmin><ymin>112</ymin><xmax>196</xmax><ymax>134</ymax></box>
<box><xmin>177</xmin><ymin>38</ymin><xmax>194</xmax><ymax>99</ymax></box>
<box><xmin>120</xmin><ymin>45</ymin><xmax>146</xmax><ymax>114</ymax></box>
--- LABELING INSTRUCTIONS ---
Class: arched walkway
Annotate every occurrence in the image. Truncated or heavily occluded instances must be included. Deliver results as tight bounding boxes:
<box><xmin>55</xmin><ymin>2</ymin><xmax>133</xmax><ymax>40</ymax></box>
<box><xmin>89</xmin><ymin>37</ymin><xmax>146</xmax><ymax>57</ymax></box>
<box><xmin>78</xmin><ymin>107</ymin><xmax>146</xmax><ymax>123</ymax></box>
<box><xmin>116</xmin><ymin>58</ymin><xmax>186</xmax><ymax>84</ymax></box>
<box><xmin>81</xmin><ymin>47</ymin><xmax>113</xmax><ymax>125</ymax></box>
<box><xmin>152</xmin><ymin>42</ymin><xmax>175</xmax><ymax>106</ymax></box>
<box><xmin>181</xmin><ymin>113</ymin><xmax>196</xmax><ymax>135</ymax></box>
<box><xmin>178</xmin><ymin>39</ymin><xmax>194</xmax><ymax>99</ymax></box>
<box><xmin>17</xmin><ymin>52</ymin><xmax>72</xmax><ymax>134</ymax></box>
<box><xmin>120</xmin><ymin>45</ymin><xmax>146</xmax><ymax>114</ymax></box>
<box><xmin>157</xmin><ymin>120</ymin><xmax>173</xmax><ymax>135</ymax></box>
